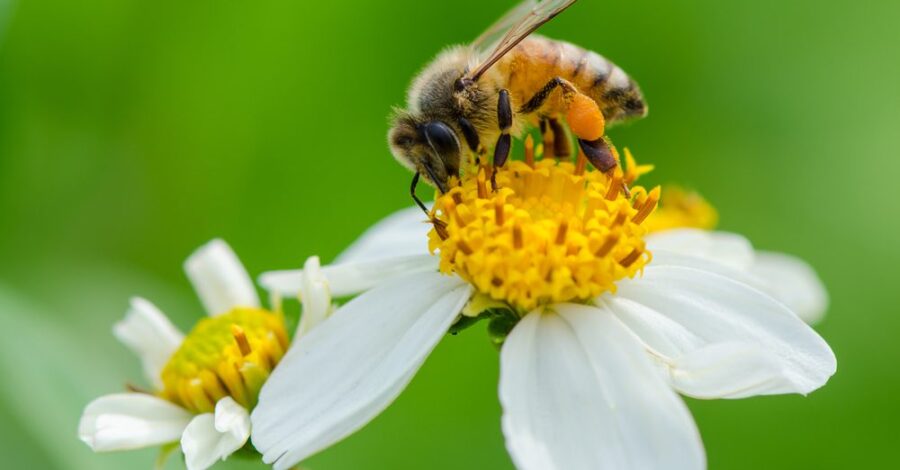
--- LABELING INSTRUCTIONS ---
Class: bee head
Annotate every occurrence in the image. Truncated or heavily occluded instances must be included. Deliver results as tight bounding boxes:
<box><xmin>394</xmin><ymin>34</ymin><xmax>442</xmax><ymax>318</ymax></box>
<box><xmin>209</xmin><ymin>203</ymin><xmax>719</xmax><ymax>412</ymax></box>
<box><xmin>388</xmin><ymin>112</ymin><xmax>461</xmax><ymax>194</ymax></box>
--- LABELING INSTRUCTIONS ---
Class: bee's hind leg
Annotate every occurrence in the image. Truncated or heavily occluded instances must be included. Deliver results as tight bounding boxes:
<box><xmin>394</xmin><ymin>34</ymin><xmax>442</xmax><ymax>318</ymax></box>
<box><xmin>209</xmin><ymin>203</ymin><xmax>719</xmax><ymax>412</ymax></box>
<box><xmin>492</xmin><ymin>89</ymin><xmax>513</xmax><ymax>190</ymax></box>
<box><xmin>522</xmin><ymin>77</ymin><xmax>579</xmax><ymax>161</ymax></box>
<box><xmin>577</xmin><ymin>138</ymin><xmax>631</xmax><ymax>198</ymax></box>
<box><xmin>547</xmin><ymin>117</ymin><xmax>571</xmax><ymax>159</ymax></box>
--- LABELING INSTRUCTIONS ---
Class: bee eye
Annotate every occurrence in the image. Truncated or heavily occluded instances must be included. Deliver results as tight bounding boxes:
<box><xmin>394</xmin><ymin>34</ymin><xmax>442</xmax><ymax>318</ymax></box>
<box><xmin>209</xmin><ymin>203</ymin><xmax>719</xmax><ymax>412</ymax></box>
<box><xmin>422</xmin><ymin>121</ymin><xmax>459</xmax><ymax>157</ymax></box>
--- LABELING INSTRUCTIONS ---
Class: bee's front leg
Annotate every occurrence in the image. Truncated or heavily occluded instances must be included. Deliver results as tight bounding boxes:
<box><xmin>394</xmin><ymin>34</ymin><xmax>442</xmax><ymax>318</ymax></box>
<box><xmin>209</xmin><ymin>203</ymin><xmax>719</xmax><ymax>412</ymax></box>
<box><xmin>492</xmin><ymin>89</ymin><xmax>513</xmax><ymax>190</ymax></box>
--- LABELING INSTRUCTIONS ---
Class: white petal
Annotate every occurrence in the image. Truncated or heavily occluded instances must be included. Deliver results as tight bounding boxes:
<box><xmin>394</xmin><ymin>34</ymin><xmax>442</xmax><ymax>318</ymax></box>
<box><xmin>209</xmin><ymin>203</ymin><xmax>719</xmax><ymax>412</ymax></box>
<box><xmin>669</xmin><ymin>342</ymin><xmax>822</xmax><ymax>398</ymax></box>
<box><xmin>181</xmin><ymin>397</ymin><xmax>250</xmax><ymax>470</ymax></box>
<box><xmin>605</xmin><ymin>265</ymin><xmax>836</xmax><ymax>398</ymax></box>
<box><xmin>336</xmin><ymin>206</ymin><xmax>432</xmax><ymax>264</ymax></box>
<box><xmin>259</xmin><ymin>254</ymin><xmax>437</xmax><ymax>299</ymax></box>
<box><xmin>251</xmin><ymin>272</ymin><xmax>471</xmax><ymax>470</ymax></box>
<box><xmin>500</xmin><ymin>304</ymin><xmax>705</xmax><ymax>470</ymax></box>
<box><xmin>646</xmin><ymin>229</ymin><xmax>754</xmax><ymax>271</ymax></box>
<box><xmin>184</xmin><ymin>239</ymin><xmax>260</xmax><ymax>316</ymax></box>
<box><xmin>112</xmin><ymin>297</ymin><xmax>183</xmax><ymax>390</ymax></box>
<box><xmin>748</xmin><ymin>251</ymin><xmax>829</xmax><ymax>324</ymax></box>
<box><xmin>296</xmin><ymin>256</ymin><xmax>332</xmax><ymax>337</ymax></box>
<box><xmin>78</xmin><ymin>393</ymin><xmax>192</xmax><ymax>452</ymax></box>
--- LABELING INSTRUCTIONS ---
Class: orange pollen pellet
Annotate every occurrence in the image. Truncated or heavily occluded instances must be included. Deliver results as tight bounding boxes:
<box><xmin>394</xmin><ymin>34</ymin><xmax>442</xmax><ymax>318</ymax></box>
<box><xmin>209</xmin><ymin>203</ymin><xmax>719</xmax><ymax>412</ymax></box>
<box><xmin>231</xmin><ymin>325</ymin><xmax>252</xmax><ymax>356</ymax></box>
<box><xmin>555</xmin><ymin>221</ymin><xmax>568</xmax><ymax>245</ymax></box>
<box><xmin>619</xmin><ymin>249</ymin><xmax>642</xmax><ymax>268</ymax></box>
<box><xmin>566</xmin><ymin>93</ymin><xmax>606</xmax><ymax>141</ymax></box>
<box><xmin>513</xmin><ymin>224</ymin><xmax>523</xmax><ymax>249</ymax></box>
<box><xmin>595</xmin><ymin>233</ymin><xmax>620</xmax><ymax>257</ymax></box>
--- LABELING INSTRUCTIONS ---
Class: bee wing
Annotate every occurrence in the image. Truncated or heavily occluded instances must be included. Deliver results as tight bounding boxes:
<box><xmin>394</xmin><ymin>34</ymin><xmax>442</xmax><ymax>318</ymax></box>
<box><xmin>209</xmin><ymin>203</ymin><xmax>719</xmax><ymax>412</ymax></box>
<box><xmin>467</xmin><ymin>0</ymin><xmax>579</xmax><ymax>81</ymax></box>
<box><xmin>470</xmin><ymin>0</ymin><xmax>541</xmax><ymax>52</ymax></box>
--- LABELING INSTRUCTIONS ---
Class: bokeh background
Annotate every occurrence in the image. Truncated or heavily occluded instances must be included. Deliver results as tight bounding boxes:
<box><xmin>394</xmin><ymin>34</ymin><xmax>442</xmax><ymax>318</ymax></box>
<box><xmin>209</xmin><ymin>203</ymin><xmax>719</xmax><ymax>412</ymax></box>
<box><xmin>1</xmin><ymin>0</ymin><xmax>899</xmax><ymax>468</ymax></box>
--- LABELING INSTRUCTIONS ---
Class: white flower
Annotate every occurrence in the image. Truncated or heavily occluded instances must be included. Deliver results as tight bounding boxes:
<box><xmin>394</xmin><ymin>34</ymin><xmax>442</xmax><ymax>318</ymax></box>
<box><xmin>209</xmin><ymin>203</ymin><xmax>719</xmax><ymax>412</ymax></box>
<box><xmin>78</xmin><ymin>240</ymin><xmax>332</xmax><ymax>470</ymax></box>
<box><xmin>251</xmin><ymin>162</ymin><xmax>836</xmax><ymax>470</ymax></box>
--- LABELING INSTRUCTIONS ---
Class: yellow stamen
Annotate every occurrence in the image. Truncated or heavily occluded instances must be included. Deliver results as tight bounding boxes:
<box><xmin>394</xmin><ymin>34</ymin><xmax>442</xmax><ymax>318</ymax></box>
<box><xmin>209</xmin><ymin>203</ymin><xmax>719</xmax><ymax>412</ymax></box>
<box><xmin>160</xmin><ymin>308</ymin><xmax>287</xmax><ymax>413</ymax></box>
<box><xmin>633</xmin><ymin>186</ymin><xmax>662</xmax><ymax>225</ymax></box>
<box><xmin>525</xmin><ymin>134</ymin><xmax>535</xmax><ymax>168</ymax></box>
<box><xmin>428</xmin><ymin>158</ymin><xmax>655</xmax><ymax>311</ymax></box>
<box><xmin>231</xmin><ymin>325</ymin><xmax>252</xmax><ymax>356</ymax></box>
<box><xmin>575</xmin><ymin>148</ymin><xmax>587</xmax><ymax>176</ymax></box>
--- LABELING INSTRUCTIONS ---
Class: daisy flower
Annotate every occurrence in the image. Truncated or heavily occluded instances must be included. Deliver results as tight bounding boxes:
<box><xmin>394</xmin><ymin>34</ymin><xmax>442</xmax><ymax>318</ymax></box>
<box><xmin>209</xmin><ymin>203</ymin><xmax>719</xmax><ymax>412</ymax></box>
<box><xmin>253</xmin><ymin>147</ymin><xmax>836</xmax><ymax>470</ymax></box>
<box><xmin>78</xmin><ymin>239</ymin><xmax>332</xmax><ymax>470</ymax></box>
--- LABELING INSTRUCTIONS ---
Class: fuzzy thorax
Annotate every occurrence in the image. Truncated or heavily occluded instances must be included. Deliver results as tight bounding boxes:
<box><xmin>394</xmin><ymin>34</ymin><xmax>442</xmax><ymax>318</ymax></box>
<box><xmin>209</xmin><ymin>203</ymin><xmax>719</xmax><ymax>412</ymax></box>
<box><xmin>160</xmin><ymin>308</ymin><xmax>288</xmax><ymax>413</ymax></box>
<box><xmin>429</xmin><ymin>158</ymin><xmax>660</xmax><ymax>311</ymax></box>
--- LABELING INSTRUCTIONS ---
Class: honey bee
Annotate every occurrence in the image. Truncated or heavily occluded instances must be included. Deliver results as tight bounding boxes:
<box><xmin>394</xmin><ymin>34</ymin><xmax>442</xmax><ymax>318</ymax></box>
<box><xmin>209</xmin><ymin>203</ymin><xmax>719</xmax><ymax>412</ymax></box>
<box><xmin>388</xmin><ymin>0</ymin><xmax>647</xmax><ymax>211</ymax></box>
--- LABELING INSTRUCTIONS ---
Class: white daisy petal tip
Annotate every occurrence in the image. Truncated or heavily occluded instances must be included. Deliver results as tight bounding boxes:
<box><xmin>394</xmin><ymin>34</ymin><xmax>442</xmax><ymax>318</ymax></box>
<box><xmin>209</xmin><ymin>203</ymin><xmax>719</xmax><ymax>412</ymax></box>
<box><xmin>181</xmin><ymin>397</ymin><xmax>250</xmax><ymax>470</ymax></box>
<box><xmin>609</xmin><ymin>265</ymin><xmax>836</xmax><ymax>399</ymax></box>
<box><xmin>184</xmin><ymin>238</ymin><xmax>260</xmax><ymax>316</ymax></box>
<box><xmin>750</xmin><ymin>251</ymin><xmax>830</xmax><ymax>324</ymax></box>
<box><xmin>78</xmin><ymin>393</ymin><xmax>193</xmax><ymax>452</ymax></box>
<box><xmin>112</xmin><ymin>297</ymin><xmax>183</xmax><ymax>390</ymax></box>
<box><xmin>670</xmin><ymin>341</ymin><xmax>836</xmax><ymax>399</ymax></box>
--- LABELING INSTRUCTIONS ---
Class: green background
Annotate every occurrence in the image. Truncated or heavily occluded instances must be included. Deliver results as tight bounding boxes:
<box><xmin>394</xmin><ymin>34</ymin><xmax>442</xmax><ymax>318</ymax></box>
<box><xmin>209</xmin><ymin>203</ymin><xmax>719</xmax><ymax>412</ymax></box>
<box><xmin>1</xmin><ymin>0</ymin><xmax>898</xmax><ymax>468</ymax></box>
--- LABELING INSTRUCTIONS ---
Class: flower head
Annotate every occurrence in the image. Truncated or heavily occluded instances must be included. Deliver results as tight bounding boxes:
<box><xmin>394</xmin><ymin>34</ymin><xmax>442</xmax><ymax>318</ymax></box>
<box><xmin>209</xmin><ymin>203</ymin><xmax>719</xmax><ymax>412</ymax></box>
<box><xmin>253</xmin><ymin>144</ymin><xmax>835</xmax><ymax>470</ymax></box>
<box><xmin>429</xmin><ymin>159</ymin><xmax>656</xmax><ymax>310</ymax></box>
<box><xmin>78</xmin><ymin>240</ymin><xmax>330</xmax><ymax>470</ymax></box>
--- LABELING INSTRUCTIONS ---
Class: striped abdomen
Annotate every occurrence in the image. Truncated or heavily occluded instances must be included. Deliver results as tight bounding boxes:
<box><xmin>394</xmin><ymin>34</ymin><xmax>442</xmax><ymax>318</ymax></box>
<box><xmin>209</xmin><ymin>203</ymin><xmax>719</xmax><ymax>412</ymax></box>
<box><xmin>496</xmin><ymin>36</ymin><xmax>647</xmax><ymax>124</ymax></box>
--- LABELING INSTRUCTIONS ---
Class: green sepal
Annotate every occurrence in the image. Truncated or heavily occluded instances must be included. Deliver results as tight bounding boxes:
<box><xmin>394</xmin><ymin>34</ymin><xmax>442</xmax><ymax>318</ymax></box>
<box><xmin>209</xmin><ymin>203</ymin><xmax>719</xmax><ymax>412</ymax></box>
<box><xmin>155</xmin><ymin>442</ymin><xmax>180</xmax><ymax>470</ymax></box>
<box><xmin>487</xmin><ymin>309</ymin><xmax>520</xmax><ymax>348</ymax></box>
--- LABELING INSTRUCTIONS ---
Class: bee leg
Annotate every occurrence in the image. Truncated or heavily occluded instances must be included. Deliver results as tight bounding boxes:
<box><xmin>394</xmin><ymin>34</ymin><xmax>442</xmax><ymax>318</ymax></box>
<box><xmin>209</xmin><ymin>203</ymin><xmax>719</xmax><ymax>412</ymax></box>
<box><xmin>577</xmin><ymin>138</ymin><xmax>617</xmax><ymax>173</ymax></box>
<box><xmin>410</xmin><ymin>172</ymin><xmax>429</xmax><ymax>215</ymax></box>
<box><xmin>539</xmin><ymin>117</ymin><xmax>554</xmax><ymax>159</ymax></box>
<box><xmin>577</xmin><ymin>138</ymin><xmax>630</xmax><ymax>196</ymax></box>
<box><xmin>548</xmin><ymin>117</ymin><xmax>571</xmax><ymax>159</ymax></box>
<box><xmin>492</xmin><ymin>89</ymin><xmax>513</xmax><ymax>190</ymax></box>
<box><xmin>519</xmin><ymin>77</ymin><xmax>577</xmax><ymax>115</ymax></box>
<box><xmin>521</xmin><ymin>78</ymin><xmax>577</xmax><ymax>161</ymax></box>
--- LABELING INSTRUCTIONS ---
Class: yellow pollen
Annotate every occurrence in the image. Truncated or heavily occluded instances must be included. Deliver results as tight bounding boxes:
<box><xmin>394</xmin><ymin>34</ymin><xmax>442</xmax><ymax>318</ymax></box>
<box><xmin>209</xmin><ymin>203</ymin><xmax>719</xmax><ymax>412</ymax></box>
<box><xmin>428</xmin><ymin>159</ymin><xmax>658</xmax><ymax>311</ymax></box>
<box><xmin>160</xmin><ymin>308</ymin><xmax>288</xmax><ymax>413</ymax></box>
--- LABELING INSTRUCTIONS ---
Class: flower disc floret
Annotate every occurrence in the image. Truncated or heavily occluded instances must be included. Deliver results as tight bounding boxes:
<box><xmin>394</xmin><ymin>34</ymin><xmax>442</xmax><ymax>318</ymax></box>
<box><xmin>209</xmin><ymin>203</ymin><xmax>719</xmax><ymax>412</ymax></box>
<box><xmin>160</xmin><ymin>308</ymin><xmax>288</xmax><ymax>413</ymax></box>
<box><xmin>429</xmin><ymin>159</ymin><xmax>660</xmax><ymax>311</ymax></box>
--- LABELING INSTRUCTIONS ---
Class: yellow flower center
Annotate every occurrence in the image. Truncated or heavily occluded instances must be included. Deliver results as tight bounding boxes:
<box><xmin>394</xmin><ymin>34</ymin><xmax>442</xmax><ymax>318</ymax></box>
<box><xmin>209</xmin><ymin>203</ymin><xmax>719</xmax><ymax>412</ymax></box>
<box><xmin>644</xmin><ymin>185</ymin><xmax>718</xmax><ymax>233</ymax></box>
<box><xmin>428</xmin><ymin>155</ymin><xmax>659</xmax><ymax>311</ymax></box>
<box><xmin>160</xmin><ymin>308</ymin><xmax>288</xmax><ymax>414</ymax></box>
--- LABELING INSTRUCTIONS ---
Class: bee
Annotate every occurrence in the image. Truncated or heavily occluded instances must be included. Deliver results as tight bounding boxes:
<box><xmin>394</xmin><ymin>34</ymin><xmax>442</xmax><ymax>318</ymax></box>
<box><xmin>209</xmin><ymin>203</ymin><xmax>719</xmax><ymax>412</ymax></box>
<box><xmin>388</xmin><ymin>0</ymin><xmax>647</xmax><ymax>212</ymax></box>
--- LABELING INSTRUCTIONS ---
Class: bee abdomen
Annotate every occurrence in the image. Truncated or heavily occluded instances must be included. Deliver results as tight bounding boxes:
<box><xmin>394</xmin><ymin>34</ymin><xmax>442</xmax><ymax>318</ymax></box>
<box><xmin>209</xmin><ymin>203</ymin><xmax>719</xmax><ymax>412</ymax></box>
<box><xmin>502</xmin><ymin>37</ymin><xmax>647</xmax><ymax>124</ymax></box>
<box><xmin>570</xmin><ymin>47</ymin><xmax>646</xmax><ymax>123</ymax></box>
